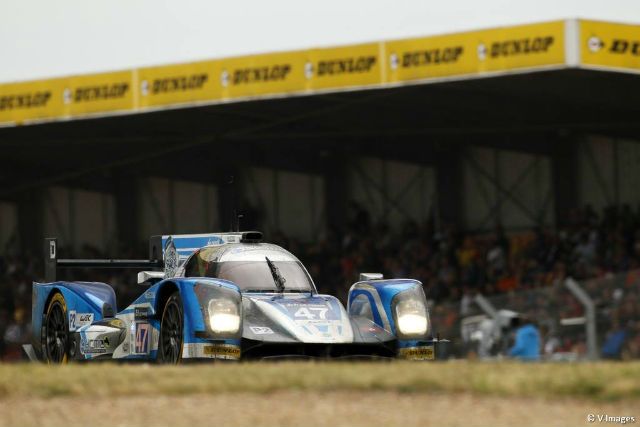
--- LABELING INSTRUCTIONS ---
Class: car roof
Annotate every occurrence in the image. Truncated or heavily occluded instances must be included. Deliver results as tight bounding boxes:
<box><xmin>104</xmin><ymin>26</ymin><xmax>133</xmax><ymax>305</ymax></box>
<box><xmin>196</xmin><ymin>242</ymin><xmax>301</xmax><ymax>263</ymax></box>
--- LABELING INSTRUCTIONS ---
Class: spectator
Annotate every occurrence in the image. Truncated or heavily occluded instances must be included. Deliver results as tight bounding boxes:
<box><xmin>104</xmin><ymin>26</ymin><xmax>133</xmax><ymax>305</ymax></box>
<box><xmin>509</xmin><ymin>316</ymin><xmax>541</xmax><ymax>361</ymax></box>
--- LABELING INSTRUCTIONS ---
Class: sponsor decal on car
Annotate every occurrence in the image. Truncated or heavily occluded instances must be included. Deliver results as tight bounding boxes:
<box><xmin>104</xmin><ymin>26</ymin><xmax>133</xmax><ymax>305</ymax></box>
<box><xmin>277</xmin><ymin>299</ymin><xmax>341</xmax><ymax>321</ymax></box>
<box><xmin>69</xmin><ymin>311</ymin><xmax>94</xmax><ymax>331</ymax></box>
<box><xmin>203</xmin><ymin>344</ymin><xmax>241</xmax><ymax>359</ymax></box>
<box><xmin>398</xmin><ymin>345</ymin><xmax>435</xmax><ymax>361</ymax></box>
<box><xmin>163</xmin><ymin>236</ymin><xmax>179</xmax><ymax>278</ymax></box>
<box><xmin>134</xmin><ymin>306</ymin><xmax>151</xmax><ymax>320</ymax></box>
<box><xmin>134</xmin><ymin>323</ymin><xmax>151</xmax><ymax>354</ymax></box>
<box><xmin>80</xmin><ymin>337</ymin><xmax>110</xmax><ymax>355</ymax></box>
<box><xmin>250</xmin><ymin>326</ymin><xmax>274</xmax><ymax>335</ymax></box>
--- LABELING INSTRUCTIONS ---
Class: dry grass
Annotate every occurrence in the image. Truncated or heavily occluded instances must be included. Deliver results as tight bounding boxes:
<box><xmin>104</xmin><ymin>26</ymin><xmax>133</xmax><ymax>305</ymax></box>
<box><xmin>1</xmin><ymin>361</ymin><xmax>639</xmax><ymax>402</ymax></box>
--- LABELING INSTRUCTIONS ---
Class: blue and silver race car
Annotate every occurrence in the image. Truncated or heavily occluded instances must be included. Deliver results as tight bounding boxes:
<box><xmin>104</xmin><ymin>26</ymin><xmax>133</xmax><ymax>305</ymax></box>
<box><xmin>27</xmin><ymin>232</ymin><xmax>441</xmax><ymax>363</ymax></box>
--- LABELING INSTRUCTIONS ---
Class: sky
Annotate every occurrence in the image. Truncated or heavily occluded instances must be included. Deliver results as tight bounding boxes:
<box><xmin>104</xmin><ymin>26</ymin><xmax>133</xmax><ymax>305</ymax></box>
<box><xmin>0</xmin><ymin>0</ymin><xmax>639</xmax><ymax>83</ymax></box>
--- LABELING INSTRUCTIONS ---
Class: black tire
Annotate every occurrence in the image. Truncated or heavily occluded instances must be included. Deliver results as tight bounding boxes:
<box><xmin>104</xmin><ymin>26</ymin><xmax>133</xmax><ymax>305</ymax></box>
<box><xmin>45</xmin><ymin>292</ymin><xmax>69</xmax><ymax>363</ymax></box>
<box><xmin>157</xmin><ymin>292</ymin><xmax>183</xmax><ymax>364</ymax></box>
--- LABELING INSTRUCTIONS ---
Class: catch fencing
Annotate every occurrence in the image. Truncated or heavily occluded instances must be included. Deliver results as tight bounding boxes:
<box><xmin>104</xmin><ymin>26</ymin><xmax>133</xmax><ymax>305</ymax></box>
<box><xmin>431</xmin><ymin>270</ymin><xmax>640</xmax><ymax>360</ymax></box>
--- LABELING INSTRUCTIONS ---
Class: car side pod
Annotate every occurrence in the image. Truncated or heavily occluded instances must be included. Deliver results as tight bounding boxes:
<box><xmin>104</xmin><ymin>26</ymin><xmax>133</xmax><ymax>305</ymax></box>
<box><xmin>347</xmin><ymin>275</ymin><xmax>441</xmax><ymax>360</ymax></box>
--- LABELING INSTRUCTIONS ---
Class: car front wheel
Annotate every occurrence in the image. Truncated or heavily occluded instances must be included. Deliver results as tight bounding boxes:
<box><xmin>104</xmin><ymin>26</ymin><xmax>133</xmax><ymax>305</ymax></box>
<box><xmin>157</xmin><ymin>291</ymin><xmax>183</xmax><ymax>364</ymax></box>
<box><xmin>45</xmin><ymin>292</ymin><xmax>69</xmax><ymax>364</ymax></box>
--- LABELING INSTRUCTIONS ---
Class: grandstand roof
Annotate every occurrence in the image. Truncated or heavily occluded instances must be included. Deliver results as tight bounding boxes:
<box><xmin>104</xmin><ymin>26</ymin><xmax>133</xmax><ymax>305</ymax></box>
<box><xmin>1</xmin><ymin>19</ymin><xmax>639</xmax><ymax>202</ymax></box>
<box><xmin>1</xmin><ymin>19</ymin><xmax>638</xmax><ymax>128</ymax></box>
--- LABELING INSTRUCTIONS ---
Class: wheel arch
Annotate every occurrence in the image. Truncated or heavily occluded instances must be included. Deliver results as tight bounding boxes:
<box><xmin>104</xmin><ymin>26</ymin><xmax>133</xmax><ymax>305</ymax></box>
<box><xmin>154</xmin><ymin>281</ymin><xmax>181</xmax><ymax>317</ymax></box>
<box><xmin>154</xmin><ymin>280</ymin><xmax>184</xmax><ymax>364</ymax></box>
<box><xmin>43</xmin><ymin>287</ymin><xmax>64</xmax><ymax>314</ymax></box>
<box><xmin>153</xmin><ymin>279</ymin><xmax>213</xmax><ymax>356</ymax></box>
<box><xmin>38</xmin><ymin>288</ymin><xmax>64</xmax><ymax>357</ymax></box>
<box><xmin>42</xmin><ymin>289</ymin><xmax>70</xmax><ymax>363</ymax></box>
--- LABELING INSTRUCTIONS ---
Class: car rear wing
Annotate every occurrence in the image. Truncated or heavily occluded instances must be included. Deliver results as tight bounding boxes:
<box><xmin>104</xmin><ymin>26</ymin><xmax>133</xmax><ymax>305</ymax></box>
<box><xmin>148</xmin><ymin>231</ymin><xmax>262</xmax><ymax>278</ymax></box>
<box><xmin>44</xmin><ymin>238</ymin><xmax>163</xmax><ymax>282</ymax></box>
<box><xmin>44</xmin><ymin>231</ymin><xmax>262</xmax><ymax>282</ymax></box>
<box><xmin>148</xmin><ymin>231</ymin><xmax>262</xmax><ymax>263</ymax></box>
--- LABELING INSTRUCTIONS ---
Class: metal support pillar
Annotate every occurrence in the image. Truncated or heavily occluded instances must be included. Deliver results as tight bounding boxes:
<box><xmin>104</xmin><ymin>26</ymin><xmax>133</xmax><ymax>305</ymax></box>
<box><xmin>114</xmin><ymin>174</ymin><xmax>139</xmax><ymax>251</ymax></box>
<box><xmin>565</xmin><ymin>277</ymin><xmax>598</xmax><ymax>360</ymax></box>
<box><xmin>323</xmin><ymin>151</ymin><xmax>348</xmax><ymax>231</ymax></box>
<box><xmin>218</xmin><ymin>172</ymin><xmax>240</xmax><ymax>233</ymax></box>
<box><xmin>17</xmin><ymin>189</ymin><xmax>44</xmax><ymax>255</ymax></box>
<box><xmin>436</xmin><ymin>147</ymin><xmax>463</xmax><ymax>229</ymax></box>
<box><xmin>552</xmin><ymin>135</ymin><xmax>578</xmax><ymax>226</ymax></box>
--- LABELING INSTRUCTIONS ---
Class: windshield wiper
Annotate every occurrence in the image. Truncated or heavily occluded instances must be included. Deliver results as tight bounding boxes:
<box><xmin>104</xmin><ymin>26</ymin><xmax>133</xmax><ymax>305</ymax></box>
<box><xmin>265</xmin><ymin>256</ymin><xmax>286</xmax><ymax>293</ymax></box>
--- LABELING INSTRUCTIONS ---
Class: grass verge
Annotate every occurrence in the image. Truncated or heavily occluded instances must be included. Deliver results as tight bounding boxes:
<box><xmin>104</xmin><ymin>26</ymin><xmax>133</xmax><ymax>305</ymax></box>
<box><xmin>1</xmin><ymin>361</ymin><xmax>639</xmax><ymax>401</ymax></box>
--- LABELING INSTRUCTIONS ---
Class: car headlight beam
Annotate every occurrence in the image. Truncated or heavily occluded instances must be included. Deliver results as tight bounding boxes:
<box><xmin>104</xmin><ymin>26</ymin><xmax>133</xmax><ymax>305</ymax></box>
<box><xmin>208</xmin><ymin>298</ymin><xmax>240</xmax><ymax>334</ymax></box>
<box><xmin>393</xmin><ymin>286</ymin><xmax>429</xmax><ymax>338</ymax></box>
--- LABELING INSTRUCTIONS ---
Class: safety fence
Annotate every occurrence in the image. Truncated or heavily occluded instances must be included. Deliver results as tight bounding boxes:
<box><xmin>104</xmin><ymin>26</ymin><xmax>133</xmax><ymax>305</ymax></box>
<box><xmin>431</xmin><ymin>270</ymin><xmax>640</xmax><ymax>360</ymax></box>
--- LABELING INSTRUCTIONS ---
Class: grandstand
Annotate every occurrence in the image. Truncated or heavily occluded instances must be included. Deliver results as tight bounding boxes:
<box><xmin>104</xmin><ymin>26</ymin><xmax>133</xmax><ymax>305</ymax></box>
<box><xmin>1</xmin><ymin>18</ymin><xmax>640</xmax><ymax>360</ymax></box>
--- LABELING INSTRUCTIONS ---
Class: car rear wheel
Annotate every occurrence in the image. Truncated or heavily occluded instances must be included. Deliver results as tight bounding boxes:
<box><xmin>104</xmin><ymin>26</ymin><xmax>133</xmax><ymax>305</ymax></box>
<box><xmin>45</xmin><ymin>293</ymin><xmax>69</xmax><ymax>364</ymax></box>
<box><xmin>158</xmin><ymin>292</ymin><xmax>183</xmax><ymax>364</ymax></box>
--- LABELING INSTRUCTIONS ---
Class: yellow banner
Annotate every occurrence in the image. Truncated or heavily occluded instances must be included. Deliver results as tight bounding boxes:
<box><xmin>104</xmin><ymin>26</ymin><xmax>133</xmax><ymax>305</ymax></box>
<box><xmin>387</xmin><ymin>33</ymin><xmax>476</xmax><ymax>82</ymax></box>
<box><xmin>65</xmin><ymin>71</ymin><xmax>133</xmax><ymax>116</ymax></box>
<box><xmin>474</xmin><ymin>21</ymin><xmax>565</xmax><ymax>73</ymax></box>
<box><xmin>5</xmin><ymin>19</ymin><xmax>630</xmax><ymax>127</ymax></box>
<box><xmin>0</xmin><ymin>78</ymin><xmax>66</xmax><ymax>125</ymax></box>
<box><xmin>219</xmin><ymin>51</ymin><xmax>306</xmax><ymax>99</ymax></box>
<box><xmin>387</xmin><ymin>21</ymin><xmax>565</xmax><ymax>83</ymax></box>
<box><xmin>580</xmin><ymin>20</ymin><xmax>640</xmax><ymax>72</ymax></box>
<box><xmin>138</xmin><ymin>60</ymin><xmax>220</xmax><ymax>108</ymax></box>
<box><xmin>306</xmin><ymin>43</ymin><xmax>382</xmax><ymax>90</ymax></box>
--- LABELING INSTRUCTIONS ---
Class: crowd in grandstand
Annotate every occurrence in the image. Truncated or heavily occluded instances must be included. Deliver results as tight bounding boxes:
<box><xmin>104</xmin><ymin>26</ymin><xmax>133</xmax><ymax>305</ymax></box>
<box><xmin>285</xmin><ymin>203</ymin><xmax>640</xmax><ymax>302</ymax></box>
<box><xmin>0</xmin><ymin>204</ymin><xmax>638</xmax><ymax>360</ymax></box>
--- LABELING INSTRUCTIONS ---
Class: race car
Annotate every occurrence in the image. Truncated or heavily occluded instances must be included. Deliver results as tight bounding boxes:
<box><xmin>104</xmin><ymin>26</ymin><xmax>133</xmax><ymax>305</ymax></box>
<box><xmin>27</xmin><ymin>232</ymin><xmax>442</xmax><ymax>363</ymax></box>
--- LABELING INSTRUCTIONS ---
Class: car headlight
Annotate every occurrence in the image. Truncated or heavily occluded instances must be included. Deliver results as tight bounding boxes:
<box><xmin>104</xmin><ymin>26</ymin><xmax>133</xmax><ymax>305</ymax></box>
<box><xmin>195</xmin><ymin>282</ymin><xmax>242</xmax><ymax>337</ymax></box>
<box><xmin>393</xmin><ymin>285</ymin><xmax>429</xmax><ymax>338</ymax></box>
<box><xmin>208</xmin><ymin>298</ymin><xmax>240</xmax><ymax>333</ymax></box>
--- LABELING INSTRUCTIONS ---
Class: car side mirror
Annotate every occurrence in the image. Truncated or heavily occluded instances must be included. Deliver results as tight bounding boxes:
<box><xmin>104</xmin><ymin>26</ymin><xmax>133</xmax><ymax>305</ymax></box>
<box><xmin>137</xmin><ymin>271</ymin><xmax>164</xmax><ymax>286</ymax></box>
<box><xmin>359</xmin><ymin>273</ymin><xmax>383</xmax><ymax>281</ymax></box>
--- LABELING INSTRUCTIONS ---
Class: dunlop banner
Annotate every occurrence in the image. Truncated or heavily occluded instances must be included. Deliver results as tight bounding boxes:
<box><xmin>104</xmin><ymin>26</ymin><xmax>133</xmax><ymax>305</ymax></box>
<box><xmin>65</xmin><ymin>71</ymin><xmax>134</xmax><ymax>116</ymax></box>
<box><xmin>6</xmin><ymin>19</ymin><xmax>640</xmax><ymax>128</ymax></box>
<box><xmin>219</xmin><ymin>51</ymin><xmax>306</xmax><ymax>99</ymax></box>
<box><xmin>138</xmin><ymin>60</ymin><xmax>220</xmax><ymax>108</ymax></box>
<box><xmin>305</xmin><ymin>43</ymin><xmax>382</xmax><ymax>90</ymax></box>
<box><xmin>0</xmin><ymin>78</ymin><xmax>66</xmax><ymax>125</ymax></box>
<box><xmin>386</xmin><ymin>33</ymin><xmax>476</xmax><ymax>82</ymax></box>
<box><xmin>580</xmin><ymin>20</ymin><xmax>640</xmax><ymax>72</ymax></box>
<box><xmin>387</xmin><ymin>21</ymin><xmax>565</xmax><ymax>83</ymax></box>
<box><xmin>474</xmin><ymin>21</ymin><xmax>565</xmax><ymax>73</ymax></box>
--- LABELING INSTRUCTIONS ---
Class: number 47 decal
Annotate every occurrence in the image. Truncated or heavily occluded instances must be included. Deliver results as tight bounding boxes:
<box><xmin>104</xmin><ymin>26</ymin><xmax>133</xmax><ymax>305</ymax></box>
<box><xmin>294</xmin><ymin>307</ymin><xmax>328</xmax><ymax>320</ymax></box>
<box><xmin>135</xmin><ymin>323</ymin><xmax>150</xmax><ymax>354</ymax></box>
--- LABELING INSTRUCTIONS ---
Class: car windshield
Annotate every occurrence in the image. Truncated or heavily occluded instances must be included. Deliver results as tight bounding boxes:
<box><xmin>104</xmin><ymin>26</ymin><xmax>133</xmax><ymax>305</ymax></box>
<box><xmin>211</xmin><ymin>260</ymin><xmax>314</xmax><ymax>292</ymax></box>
